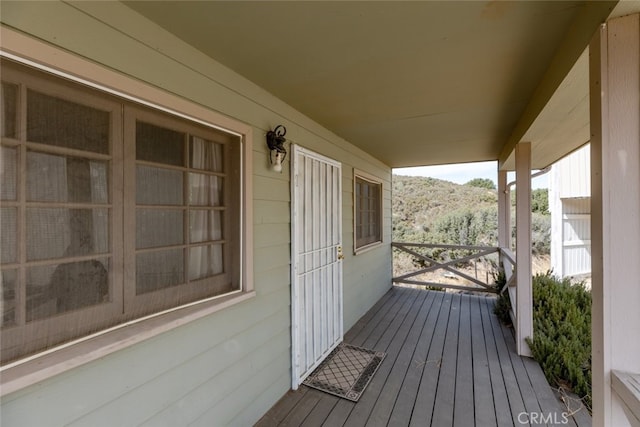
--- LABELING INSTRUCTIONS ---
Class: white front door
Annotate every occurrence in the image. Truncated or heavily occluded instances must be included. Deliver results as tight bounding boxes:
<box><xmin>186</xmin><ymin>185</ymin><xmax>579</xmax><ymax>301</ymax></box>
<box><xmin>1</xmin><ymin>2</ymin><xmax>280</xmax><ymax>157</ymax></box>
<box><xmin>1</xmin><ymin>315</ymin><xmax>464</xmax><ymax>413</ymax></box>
<box><xmin>291</xmin><ymin>145</ymin><xmax>343</xmax><ymax>389</ymax></box>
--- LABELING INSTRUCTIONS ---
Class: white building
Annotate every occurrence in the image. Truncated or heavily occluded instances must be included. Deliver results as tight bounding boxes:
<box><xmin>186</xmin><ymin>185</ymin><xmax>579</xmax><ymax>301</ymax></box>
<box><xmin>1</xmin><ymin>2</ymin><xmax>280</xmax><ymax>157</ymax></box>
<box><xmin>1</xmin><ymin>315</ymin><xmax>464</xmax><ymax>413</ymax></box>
<box><xmin>549</xmin><ymin>144</ymin><xmax>591</xmax><ymax>279</ymax></box>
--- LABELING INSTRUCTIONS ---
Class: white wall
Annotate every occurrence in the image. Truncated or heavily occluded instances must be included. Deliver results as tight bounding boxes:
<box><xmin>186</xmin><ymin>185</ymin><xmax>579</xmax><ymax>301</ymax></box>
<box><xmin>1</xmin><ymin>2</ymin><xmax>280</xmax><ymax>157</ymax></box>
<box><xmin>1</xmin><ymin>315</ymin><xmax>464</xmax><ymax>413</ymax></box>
<box><xmin>549</xmin><ymin>144</ymin><xmax>591</xmax><ymax>278</ymax></box>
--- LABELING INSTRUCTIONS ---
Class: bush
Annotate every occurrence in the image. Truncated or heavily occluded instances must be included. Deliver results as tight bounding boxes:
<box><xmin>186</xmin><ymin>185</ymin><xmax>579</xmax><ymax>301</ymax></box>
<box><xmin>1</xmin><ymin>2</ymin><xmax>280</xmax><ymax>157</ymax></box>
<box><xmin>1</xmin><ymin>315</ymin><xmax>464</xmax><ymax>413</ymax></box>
<box><xmin>532</xmin><ymin>188</ymin><xmax>549</xmax><ymax>214</ymax></box>
<box><xmin>465</xmin><ymin>178</ymin><xmax>496</xmax><ymax>190</ymax></box>
<box><xmin>492</xmin><ymin>269</ymin><xmax>512</xmax><ymax>325</ymax></box>
<box><xmin>526</xmin><ymin>272</ymin><xmax>592</xmax><ymax>411</ymax></box>
<box><xmin>531</xmin><ymin>212</ymin><xmax>551</xmax><ymax>256</ymax></box>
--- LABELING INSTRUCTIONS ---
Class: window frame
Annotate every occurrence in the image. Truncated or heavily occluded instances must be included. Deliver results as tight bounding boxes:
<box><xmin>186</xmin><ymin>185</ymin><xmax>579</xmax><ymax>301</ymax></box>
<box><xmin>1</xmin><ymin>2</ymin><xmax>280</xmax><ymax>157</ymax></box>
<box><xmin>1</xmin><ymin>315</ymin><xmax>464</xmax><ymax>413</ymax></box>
<box><xmin>0</xmin><ymin>33</ymin><xmax>254</xmax><ymax>395</ymax></box>
<box><xmin>124</xmin><ymin>105</ymin><xmax>242</xmax><ymax>317</ymax></box>
<box><xmin>353</xmin><ymin>169</ymin><xmax>383</xmax><ymax>254</ymax></box>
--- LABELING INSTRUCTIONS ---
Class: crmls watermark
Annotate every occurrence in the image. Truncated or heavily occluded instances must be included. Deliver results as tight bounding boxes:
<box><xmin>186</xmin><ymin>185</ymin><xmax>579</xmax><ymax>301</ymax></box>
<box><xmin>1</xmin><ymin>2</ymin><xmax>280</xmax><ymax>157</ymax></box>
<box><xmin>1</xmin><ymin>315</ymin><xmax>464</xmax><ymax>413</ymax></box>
<box><xmin>517</xmin><ymin>411</ymin><xmax>570</xmax><ymax>425</ymax></box>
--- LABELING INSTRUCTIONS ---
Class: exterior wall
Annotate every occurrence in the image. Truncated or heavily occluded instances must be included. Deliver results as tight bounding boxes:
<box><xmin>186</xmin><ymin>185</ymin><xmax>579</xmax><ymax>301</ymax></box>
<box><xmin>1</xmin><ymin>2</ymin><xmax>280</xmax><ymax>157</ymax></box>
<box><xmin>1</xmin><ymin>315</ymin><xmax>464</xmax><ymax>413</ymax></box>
<box><xmin>549</xmin><ymin>144</ymin><xmax>591</xmax><ymax>278</ymax></box>
<box><xmin>552</xmin><ymin>144</ymin><xmax>591</xmax><ymax>199</ymax></box>
<box><xmin>0</xmin><ymin>2</ymin><xmax>392</xmax><ymax>426</ymax></box>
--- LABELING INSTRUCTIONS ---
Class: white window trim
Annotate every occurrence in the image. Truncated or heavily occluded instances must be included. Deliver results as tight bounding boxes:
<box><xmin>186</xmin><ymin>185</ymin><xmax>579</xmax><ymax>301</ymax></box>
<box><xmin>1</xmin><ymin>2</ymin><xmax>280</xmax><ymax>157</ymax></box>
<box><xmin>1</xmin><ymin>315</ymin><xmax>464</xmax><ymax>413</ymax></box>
<box><xmin>0</xmin><ymin>27</ymin><xmax>254</xmax><ymax>395</ymax></box>
<box><xmin>353</xmin><ymin>168</ymin><xmax>383</xmax><ymax>255</ymax></box>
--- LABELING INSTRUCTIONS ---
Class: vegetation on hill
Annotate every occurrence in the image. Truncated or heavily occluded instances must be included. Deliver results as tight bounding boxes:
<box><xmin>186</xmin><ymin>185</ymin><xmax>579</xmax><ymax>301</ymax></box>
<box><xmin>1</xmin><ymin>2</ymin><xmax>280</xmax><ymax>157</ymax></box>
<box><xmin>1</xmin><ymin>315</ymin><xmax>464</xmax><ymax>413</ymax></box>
<box><xmin>392</xmin><ymin>175</ymin><xmax>550</xmax><ymax>255</ymax></box>
<box><xmin>465</xmin><ymin>177</ymin><xmax>496</xmax><ymax>190</ymax></box>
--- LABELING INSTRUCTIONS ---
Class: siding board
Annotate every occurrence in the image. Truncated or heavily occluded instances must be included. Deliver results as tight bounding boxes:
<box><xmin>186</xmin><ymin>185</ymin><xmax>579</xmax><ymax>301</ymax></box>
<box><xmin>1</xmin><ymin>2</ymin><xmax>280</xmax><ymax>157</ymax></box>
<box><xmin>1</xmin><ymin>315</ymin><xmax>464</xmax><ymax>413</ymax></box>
<box><xmin>68</xmin><ymin>317</ymin><xmax>290</xmax><ymax>426</ymax></box>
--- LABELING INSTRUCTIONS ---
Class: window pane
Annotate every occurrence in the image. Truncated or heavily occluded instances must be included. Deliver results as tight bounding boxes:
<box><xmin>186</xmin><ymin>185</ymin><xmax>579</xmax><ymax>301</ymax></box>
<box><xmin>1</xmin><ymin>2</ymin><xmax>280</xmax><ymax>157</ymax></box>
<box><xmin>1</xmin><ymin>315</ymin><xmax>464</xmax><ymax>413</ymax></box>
<box><xmin>1</xmin><ymin>269</ymin><xmax>17</xmax><ymax>327</ymax></box>
<box><xmin>190</xmin><ymin>210</ymin><xmax>222</xmax><ymax>243</ymax></box>
<box><xmin>26</xmin><ymin>258</ymin><xmax>110</xmax><ymax>322</ymax></box>
<box><xmin>1</xmin><ymin>82</ymin><xmax>18</xmax><ymax>138</ymax></box>
<box><xmin>27</xmin><ymin>90</ymin><xmax>109</xmax><ymax>154</ymax></box>
<box><xmin>27</xmin><ymin>208</ymin><xmax>109</xmax><ymax>260</ymax></box>
<box><xmin>355</xmin><ymin>177</ymin><xmax>381</xmax><ymax>249</ymax></box>
<box><xmin>136</xmin><ymin>121</ymin><xmax>184</xmax><ymax>166</ymax></box>
<box><xmin>27</xmin><ymin>151</ymin><xmax>108</xmax><ymax>203</ymax></box>
<box><xmin>1</xmin><ymin>146</ymin><xmax>17</xmax><ymax>200</ymax></box>
<box><xmin>190</xmin><ymin>137</ymin><xmax>223</xmax><ymax>172</ymax></box>
<box><xmin>1</xmin><ymin>208</ymin><xmax>16</xmax><ymax>264</ymax></box>
<box><xmin>189</xmin><ymin>174</ymin><xmax>223</xmax><ymax>206</ymax></box>
<box><xmin>136</xmin><ymin>249</ymin><xmax>184</xmax><ymax>294</ymax></box>
<box><xmin>136</xmin><ymin>165</ymin><xmax>183</xmax><ymax>205</ymax></box>
<box><xmin>189</xmin><ymin>244</ymin><xmax>223</xmax><ymax>280</ymax></box>
<box><xmin>136</xmin><ymin>209</ymin><xmax>184</xmax><ymax>248</ymax></box>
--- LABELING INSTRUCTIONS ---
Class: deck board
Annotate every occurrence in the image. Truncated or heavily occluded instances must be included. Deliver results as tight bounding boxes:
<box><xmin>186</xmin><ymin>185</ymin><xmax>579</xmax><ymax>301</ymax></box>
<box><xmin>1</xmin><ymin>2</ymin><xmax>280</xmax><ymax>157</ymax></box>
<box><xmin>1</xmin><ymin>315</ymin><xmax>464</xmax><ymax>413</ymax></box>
<box><xmin>387</xmin><ymin>291</ymin><xmax>445</xmax><ymax>427</ymax></box>
<box><xmin>343</xmin><ymin>289</ymin><xmax>430</xmax><ymax>427</ymax></box>
<box><xmin>408</xmin><ymin>292</ymin><xmax>453</xmax><ymax>427</ymax></box>
<box><xmin>256</xmin><ymin>287</ymin><xmax>589</xmax><ymax>427</ymax></box>
<box><xmin>365</xmin><ymin>291</ymin><xmax>439</xmax><ymax>427</ymax></box>
<box><xmin>479</xmin><ymin>295</ymin><xmax>514</xmax><ymax>427</ymax></box>
<box><xmin>431</xmin><ymin>291</ymin><xmax>460</xmax><ymax>427</ymax></box>
<box><xmin>470</xmin><ymin>295</ymin><xmax>498</xmax><ymax>427</ymax></box>
<box><xmin>484</xmin><ymin>297</ymin><xmax>528</xmax><ymax>423</ymax></box>
<box><xmin>453</xmin><ymin>295</ymin><xmax>474</xmax><ymax>427</ymax></box>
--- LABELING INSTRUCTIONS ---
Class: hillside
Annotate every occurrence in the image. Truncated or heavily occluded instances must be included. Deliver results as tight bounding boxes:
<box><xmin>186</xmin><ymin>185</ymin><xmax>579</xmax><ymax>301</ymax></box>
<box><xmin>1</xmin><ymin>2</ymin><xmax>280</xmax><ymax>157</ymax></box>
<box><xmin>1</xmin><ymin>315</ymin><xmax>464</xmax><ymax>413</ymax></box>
<box><xmin>393</xmin><ymin>175</ymin><xmax>499</xmax><ymax>245</ymax></box>
<box><xmin>392</xmin><ymin>174</ymin><xmax>550</xmax><ymax>254</ymax></box>
<box><xmin>392</xmin><ymin>174</ymin><xmax>551</xmax><ymax>284</ymax></box>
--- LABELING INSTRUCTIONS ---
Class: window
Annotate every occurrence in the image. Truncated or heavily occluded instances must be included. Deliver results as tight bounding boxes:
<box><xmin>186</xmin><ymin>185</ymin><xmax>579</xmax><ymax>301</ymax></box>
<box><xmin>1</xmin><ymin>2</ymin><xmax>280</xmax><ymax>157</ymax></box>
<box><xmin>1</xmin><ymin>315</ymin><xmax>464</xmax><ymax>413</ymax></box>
<box><xmin>0</xmin><ymin>59</ymin><xmax>246</xmax><ymax>364</ymax></box>
<box><xmin>353</xmin><ymin>170</ymin><xmax>383</xmax><ymax>253</ymax></box>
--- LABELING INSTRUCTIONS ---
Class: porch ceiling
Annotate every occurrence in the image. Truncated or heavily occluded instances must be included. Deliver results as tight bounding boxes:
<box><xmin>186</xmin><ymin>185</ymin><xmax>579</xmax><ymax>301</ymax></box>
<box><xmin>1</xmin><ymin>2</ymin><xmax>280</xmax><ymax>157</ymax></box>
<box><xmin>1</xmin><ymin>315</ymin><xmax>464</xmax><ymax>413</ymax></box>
<box><xmin>124</xmin><ymin>1</ymin><xmax>623</xmax><ymax>169</ymax></box>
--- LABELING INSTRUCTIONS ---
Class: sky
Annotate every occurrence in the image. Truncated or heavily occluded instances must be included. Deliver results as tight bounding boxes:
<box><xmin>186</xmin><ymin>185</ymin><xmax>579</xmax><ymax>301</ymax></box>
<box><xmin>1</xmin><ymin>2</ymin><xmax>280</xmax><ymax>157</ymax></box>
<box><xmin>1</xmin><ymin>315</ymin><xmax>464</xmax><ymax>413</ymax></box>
<box><xmin>393</xmin><ymin>160</ymin><xmax>549</xmax><ymax>189</ymax></box>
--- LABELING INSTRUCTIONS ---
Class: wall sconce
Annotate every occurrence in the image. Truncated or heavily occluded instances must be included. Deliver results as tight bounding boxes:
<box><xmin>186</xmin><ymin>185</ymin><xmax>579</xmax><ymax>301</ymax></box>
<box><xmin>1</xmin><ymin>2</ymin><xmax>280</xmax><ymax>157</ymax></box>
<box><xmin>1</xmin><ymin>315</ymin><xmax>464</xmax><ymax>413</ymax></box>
<box><xmin>266</xmin><ymin>125</ymin><xmax>288</xmax><ymax>173</ymax></box>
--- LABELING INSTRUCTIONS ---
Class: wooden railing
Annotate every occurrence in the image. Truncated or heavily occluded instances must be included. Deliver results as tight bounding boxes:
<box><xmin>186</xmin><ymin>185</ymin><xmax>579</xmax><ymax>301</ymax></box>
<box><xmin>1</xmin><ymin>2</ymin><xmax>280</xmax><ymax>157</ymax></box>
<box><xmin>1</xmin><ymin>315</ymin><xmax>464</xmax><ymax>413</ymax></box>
<box><xmin>499</xmin><ymin>247</ymin><xmax>518</xmax><ymax>324</ymax></box>
<box><xmin>392</xmin><ymin>242</ymin><xmax>517</xmax><ymax>298</ymax></box>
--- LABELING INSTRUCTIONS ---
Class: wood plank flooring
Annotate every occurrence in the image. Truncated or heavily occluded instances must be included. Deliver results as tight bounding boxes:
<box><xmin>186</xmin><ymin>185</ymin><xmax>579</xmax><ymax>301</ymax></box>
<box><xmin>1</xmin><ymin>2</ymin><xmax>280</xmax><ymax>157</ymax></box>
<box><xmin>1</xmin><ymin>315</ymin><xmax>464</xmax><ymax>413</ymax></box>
<box><xmin>256</xmin><ymin>286</ymin><xmax>591</xmax><ymax>426</ymax></box>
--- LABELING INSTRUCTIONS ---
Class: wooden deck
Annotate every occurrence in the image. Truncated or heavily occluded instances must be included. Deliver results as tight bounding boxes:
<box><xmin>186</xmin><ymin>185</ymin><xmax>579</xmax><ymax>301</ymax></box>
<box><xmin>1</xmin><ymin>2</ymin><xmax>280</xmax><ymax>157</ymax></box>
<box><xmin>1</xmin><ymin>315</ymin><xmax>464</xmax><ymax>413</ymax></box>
<box><xmin>256</xmin><ymin>286</ymin><xmax>591</xmax><ymax>427</ymax></box>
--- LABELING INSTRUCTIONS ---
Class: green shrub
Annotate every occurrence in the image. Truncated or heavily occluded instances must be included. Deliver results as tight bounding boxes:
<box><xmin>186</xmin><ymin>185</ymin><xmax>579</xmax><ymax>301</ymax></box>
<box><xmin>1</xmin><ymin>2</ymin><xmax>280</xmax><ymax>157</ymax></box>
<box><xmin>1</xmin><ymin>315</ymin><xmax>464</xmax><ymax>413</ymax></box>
<box><xmin>532</xmin><ymin>188</ymin><xmax>550</xmax><ymax>214</ymax></box>
<box><xmin>492</xmin><ymin>270</ymin><xmax>512</xmax><ymax>325</ymax></box>
<box><xmin>465</xmin><ymin>178</ymin><xmax>496</xmax><ymax>190</ymax></box>
<box><xmin>526</xmin><ymin>272</ymin><xmax>592</xmax><ymax>411</ymax></box>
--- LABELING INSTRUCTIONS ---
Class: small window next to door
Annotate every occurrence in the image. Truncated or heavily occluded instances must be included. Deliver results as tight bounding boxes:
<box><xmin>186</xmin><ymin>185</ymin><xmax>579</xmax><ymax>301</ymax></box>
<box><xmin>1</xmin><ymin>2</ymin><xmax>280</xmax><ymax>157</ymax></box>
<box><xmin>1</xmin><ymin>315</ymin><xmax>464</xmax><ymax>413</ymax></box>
<box><xmin>353</xmin><ymin>170</ymin><xmax>383</xmax><ymax>254</ymax></box>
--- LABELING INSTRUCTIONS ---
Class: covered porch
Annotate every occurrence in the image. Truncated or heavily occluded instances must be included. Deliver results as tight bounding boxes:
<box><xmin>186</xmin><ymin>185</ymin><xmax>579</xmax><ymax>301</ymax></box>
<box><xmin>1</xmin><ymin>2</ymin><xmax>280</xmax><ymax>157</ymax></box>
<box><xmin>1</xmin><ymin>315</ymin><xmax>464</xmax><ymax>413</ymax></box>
<box><xmin>258</xmin><ymin>286</ymin><xmax>590</xmax><ymax>427</ymax></box>
<box><xmin>1</xmin><ymin>1</ymin><xmax>639</xmax><ymax>426</ymax></box>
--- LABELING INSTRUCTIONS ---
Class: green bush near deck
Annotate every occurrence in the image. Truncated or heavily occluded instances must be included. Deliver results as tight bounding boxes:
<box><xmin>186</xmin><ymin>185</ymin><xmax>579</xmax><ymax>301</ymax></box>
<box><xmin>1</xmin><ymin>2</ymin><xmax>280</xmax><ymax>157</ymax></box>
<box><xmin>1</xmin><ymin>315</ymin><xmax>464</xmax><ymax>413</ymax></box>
<box><xmin>526</xmin><ymin>272</ymin><xmax>592</xmax><ymax>411</ymax></box>
<box><xmin>493</xmin><ymin>271</ymin><xmax>592</xmax><ymax>411</ymax></box>
<box><xmin>492</xmin><ymin>270</ymin><xmax>512</xmax><ymax>325</ymax></box>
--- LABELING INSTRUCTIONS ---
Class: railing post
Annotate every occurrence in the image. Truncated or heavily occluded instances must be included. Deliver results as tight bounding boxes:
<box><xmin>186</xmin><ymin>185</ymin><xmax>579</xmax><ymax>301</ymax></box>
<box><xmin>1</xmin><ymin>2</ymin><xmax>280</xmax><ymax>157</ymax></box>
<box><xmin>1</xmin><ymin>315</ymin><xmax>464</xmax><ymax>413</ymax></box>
<box><xmin>498</xmin><ymin>169</ymin><xmax>510</xmax><ymax>250</ymax></box>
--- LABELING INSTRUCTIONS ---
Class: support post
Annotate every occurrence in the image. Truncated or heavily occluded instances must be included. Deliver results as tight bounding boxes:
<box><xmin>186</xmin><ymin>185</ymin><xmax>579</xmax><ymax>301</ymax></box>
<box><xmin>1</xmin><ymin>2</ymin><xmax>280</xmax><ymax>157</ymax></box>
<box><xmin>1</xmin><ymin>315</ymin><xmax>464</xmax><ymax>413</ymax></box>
<box><xmin>498</xmin><ymin>169</ymin><xmax>510</xmax><ymax>250</ymax></box>
<box><xmin>590</xmin><ymin>15</ymin><xmax>640</xmax><ymax>427</ymax></box>
<box><xmin>515</xmin><ymin>142</ymin><xmax>533</xmax><ymax>357</ymax></box>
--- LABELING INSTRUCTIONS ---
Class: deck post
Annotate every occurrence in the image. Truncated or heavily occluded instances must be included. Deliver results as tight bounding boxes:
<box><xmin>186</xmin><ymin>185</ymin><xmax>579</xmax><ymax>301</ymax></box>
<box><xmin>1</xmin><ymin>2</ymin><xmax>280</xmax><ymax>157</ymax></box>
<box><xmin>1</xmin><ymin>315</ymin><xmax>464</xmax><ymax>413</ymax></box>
<box><xmin>498</xmin><ymin>169</ymin><xmax>510</xmax><ymax>251</ymax></box>
<box><xmin>515</xmin><ymin>142</ymin><xmax>533</xmax><ymax>357</ymax></box>
<box><xmin>590</xmin><ymin>14</ymin><xmax>640</xmax><ymax>427</ymax></box>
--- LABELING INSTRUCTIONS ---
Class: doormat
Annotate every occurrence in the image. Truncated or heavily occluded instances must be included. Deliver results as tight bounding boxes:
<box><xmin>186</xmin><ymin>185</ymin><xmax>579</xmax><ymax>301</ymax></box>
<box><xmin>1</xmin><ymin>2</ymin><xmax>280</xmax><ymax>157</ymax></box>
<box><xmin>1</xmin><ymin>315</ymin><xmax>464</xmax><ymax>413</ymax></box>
<box><xmin>303</xmin><ymin>343</ymin><xmax>386</xmax><ymax>402</ymax></box>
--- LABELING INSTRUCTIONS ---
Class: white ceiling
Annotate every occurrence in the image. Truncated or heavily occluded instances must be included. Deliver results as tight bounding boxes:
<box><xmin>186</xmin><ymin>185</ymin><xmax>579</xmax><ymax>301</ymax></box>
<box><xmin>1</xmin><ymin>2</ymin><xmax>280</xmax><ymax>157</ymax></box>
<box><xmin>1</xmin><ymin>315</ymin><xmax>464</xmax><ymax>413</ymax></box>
<box><xmin>124</xmin><ymin>1</ymin><xmax>628</xmax><ymax>169</ymax></box>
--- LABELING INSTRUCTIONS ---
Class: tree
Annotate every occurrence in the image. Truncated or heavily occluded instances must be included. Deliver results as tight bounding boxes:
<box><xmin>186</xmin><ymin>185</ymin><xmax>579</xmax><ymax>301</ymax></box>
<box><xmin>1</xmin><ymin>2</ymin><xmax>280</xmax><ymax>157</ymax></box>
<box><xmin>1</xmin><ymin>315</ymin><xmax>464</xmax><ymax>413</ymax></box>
<box><xmin>531</xmin><ymin>188</ymin><xmax>549</xmax><ymax>214</ymax></box>
<box><xmin>465</xmin><ymin>178</ymin><xmax>496</xmax><ymax>190</ymax></box>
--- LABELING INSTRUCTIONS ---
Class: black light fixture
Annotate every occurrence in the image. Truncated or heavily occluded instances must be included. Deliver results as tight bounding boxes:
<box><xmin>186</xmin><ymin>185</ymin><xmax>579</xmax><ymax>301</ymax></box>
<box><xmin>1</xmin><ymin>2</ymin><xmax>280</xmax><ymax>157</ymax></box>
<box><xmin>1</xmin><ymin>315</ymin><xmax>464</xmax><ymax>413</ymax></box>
<box><xmin>266</xmin><ymin>125</ymin><xmax>287</xmax><ymax>173</ymax></box>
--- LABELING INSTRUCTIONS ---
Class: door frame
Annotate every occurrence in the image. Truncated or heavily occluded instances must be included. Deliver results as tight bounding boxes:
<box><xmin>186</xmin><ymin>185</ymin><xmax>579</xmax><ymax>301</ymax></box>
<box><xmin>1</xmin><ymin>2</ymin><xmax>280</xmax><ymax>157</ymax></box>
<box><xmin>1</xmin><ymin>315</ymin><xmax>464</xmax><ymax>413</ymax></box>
<box><xmin>290</xmin><ymin>144</ymin><xmax>343</xmax><ymax>389</ymax></box>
